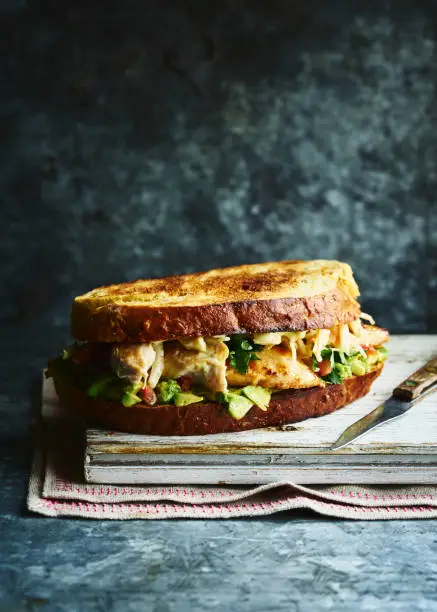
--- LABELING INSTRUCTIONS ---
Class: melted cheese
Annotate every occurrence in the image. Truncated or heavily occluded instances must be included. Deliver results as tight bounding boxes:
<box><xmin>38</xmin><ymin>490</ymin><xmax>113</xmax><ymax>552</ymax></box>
<box><xmin>252</xmin><ymin>332</ymin><xmax>283</xmax><ymax>346</ymax></box>
<box><xmin>178</xmin><ymin>337</ymin><xmax>207</xmax><ymax>352</ymax></box>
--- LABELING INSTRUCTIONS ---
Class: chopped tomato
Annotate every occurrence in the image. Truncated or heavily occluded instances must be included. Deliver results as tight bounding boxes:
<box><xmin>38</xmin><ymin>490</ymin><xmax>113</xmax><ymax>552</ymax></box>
<box><xmin>318</xmin><ymin>359</ymin><xmax>333</xmax><ymax>377</ymax></box>
<box><xmin>363</xmin><ymin>345</ymin><xmax>376</xmax><ymax>354</ymax></box>
<box><xmin>139</xmin><ymin>386</ymin><xmax>157</xmax><ymax>406</ymax></box>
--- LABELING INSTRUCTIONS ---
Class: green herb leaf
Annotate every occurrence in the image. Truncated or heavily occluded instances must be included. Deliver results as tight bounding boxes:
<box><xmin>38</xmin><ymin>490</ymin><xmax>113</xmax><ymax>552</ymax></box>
<box><xmin>322</xmin><ymin>362</ymin><xmax>352</xmax><ymax>384</ymax></box>
<box><xmin>229</xmin><ymin>350</ymin><xmax>260</xmax><ymax>375</ymax></box>
<box><xmin>226</xmin><ymin>335</ymin><xmax>264</xmax><ymax>375</ymax></box>
<box><xmin>240</xmin><ymin>339</ymin><xmax>253</xmax><ymax>351</ymax></box>
<box><xmin>320</xmin><ymin>348</ymin><xmax>332</xmax><ymax>360</ymax></box>
<box><xmin>322</xmin><ymin>369</ymin><xmax>343</xmax><ymax>384</ymax></box>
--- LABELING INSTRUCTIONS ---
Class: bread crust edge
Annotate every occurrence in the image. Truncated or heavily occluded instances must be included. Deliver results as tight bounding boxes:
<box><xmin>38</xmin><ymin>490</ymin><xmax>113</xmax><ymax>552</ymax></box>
<box><xmin>71</xmin><ymin>287</ymin><xmax>361</xmax><ymax>343</ymax></box>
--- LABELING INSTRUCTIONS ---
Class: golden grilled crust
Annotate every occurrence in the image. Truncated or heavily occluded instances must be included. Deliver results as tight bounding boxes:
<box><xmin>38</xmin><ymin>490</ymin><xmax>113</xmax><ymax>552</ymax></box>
<box><xmin>71</xmin><ymin>260</ymin><xmax>361</xmax><ymax>343</ymax></box>
<box><xmin>52</xmin><ymin>365</ymin><xmax>383</xmax><ymax>436</ymax></box>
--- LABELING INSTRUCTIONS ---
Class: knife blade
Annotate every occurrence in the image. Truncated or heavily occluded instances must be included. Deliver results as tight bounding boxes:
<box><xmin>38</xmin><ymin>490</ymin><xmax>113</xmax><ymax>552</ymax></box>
<box><xmin>330</xmin><ymin>356</ymin><xmax>437</xmax><ymax>451</ymax></box>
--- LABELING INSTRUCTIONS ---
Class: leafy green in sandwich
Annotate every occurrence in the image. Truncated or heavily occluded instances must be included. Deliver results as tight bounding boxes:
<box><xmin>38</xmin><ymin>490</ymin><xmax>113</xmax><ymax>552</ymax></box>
<box><xmin>225</xmin><ymin>335</ymin><xmax>264</xmax><ymax>375</ymax></box>
<box><xmin>312</xmin><ymin>346</ymin><xmax>388</xmax><ymax>385</ymax></box>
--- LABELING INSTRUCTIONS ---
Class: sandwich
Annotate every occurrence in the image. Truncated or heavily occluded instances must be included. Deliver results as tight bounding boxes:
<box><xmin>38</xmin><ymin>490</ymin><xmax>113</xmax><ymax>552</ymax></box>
<box><xmin>47</xmin><ymin>260</ymin><xmax>389</xmax><ymax>435</ymax></box>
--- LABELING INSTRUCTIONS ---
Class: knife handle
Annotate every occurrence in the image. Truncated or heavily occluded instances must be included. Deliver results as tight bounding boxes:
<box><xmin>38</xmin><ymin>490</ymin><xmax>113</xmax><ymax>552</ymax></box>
<box><xmin>393</xmin><ymin>357</ymin><xmax>437</xmax><ymax>401</ymax></box>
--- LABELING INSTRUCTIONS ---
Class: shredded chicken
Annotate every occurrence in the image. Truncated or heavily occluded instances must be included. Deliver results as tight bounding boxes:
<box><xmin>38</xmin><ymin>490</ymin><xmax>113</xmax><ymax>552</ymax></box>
<box><xmin>333</xmin><ymin>324</ymin><xmax>363</xmax><ymax>354</ymax></box>
<box><xmin>348</xmin><ymin>319</ymin><xmax>389</xmax><ymax>347</ymax></box>
<box><xmin>147</xmin><ymin>342</ymin><xmax>164</xmax><ymax>389</ymax></box>
<box><xmin>111</xmin><ymin>343</ymin><xmax>156</xmax><ymax>386</ymax></box>
<box><xmin>226</xmin><ymin>345</ymin><xmax>323</xmax><ymax>390</ymax></box>
<box><xmin>108</xmin><ymin>314</ymin><xmax>388</xmax><ymax>395</ymax></box>
<box><xmin>163</xmin><ymin>339</ymin><xmax>229</xmax><ymax>394</ymax></box>
<box><xmin>360</xmin><ymin>312</ymin><xmax>375</xmax><ymax>325</ymax></box>
<box><xmin>311</xmin><ymin>329</ymin><xmax>331</xmax><ymax>362</ymax></box>
<box><xmin>360</xmin><ymin>324</ymin><xmax>390</xmax><ymax>347</ymax></box>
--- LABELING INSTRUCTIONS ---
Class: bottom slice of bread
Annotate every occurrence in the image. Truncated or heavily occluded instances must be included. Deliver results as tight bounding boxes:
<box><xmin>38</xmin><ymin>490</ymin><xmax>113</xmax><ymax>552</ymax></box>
<box><xmin>52</xmin><ymin>365</ymin><xmax>383</xmax><ymax>436</ymax></box>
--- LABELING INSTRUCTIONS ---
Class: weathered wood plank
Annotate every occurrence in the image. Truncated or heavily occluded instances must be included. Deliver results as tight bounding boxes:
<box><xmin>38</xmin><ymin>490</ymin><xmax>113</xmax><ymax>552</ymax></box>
<box><xmin>85</xmin><ymin>464</ymin><xmax>437</xmax><ymax>485</ymax></box>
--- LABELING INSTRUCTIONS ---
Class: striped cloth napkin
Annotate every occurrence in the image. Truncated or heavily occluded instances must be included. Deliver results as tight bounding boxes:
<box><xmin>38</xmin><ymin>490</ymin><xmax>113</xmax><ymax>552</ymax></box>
<box><xmin>27</xmin><ymin>418</ymin><xmax>437</xmax><ymax>520</ymax></box>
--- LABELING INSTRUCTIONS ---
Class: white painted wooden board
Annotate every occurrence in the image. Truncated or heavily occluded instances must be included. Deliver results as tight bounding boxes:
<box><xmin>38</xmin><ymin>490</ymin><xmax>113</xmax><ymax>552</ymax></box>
<box><xmin>43</xmin><ymin>336</ymin><xmax>437</xmax><ymax>484</ymax></box>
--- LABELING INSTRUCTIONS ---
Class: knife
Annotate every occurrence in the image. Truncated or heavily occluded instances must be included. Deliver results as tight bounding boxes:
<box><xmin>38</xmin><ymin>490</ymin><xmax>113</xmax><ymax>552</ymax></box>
<box><xmin>330</xmin><ymin>357</ymin><xmax>437</xmax><ymax>451</ymax></box>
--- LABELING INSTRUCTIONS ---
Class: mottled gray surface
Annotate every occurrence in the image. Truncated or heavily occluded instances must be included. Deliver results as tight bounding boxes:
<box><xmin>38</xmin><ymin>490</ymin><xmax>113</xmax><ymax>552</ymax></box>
<box><xmin>1</xmin><ymin>0</ymin><xmax>437</xmax><ymax>334</ymax></box>
<box><xmin>2</xmin><ymin>1</ymin><xmax>437</xmax><ymax>610</ymax></box>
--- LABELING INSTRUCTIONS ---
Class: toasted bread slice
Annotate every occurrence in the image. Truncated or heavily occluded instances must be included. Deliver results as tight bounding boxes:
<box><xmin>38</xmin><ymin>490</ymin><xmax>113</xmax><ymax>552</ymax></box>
<box><xmin>52</xmin><ymin>365</ymin><xmax>383</xmax><ymax>435</ymax></box>
<box><xmin>72</xmin><ymin>260</ymin><xmax>361</xmax><ymax>343</ymax></box>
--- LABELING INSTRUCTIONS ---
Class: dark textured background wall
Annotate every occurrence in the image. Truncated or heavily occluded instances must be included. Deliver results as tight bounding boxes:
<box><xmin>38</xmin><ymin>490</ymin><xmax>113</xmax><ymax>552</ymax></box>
<box><xmin>2</xmin><ymin>0</ymin><xmax>436</xmax><ymax>338</ymax></box>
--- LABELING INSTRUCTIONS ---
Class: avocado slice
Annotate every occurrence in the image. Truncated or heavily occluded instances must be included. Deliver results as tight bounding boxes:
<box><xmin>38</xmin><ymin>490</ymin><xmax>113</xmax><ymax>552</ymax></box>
<box><xmin>157</xmin><ymin>379</ymin><xmax>182</xmax><ymax>403</ymax></box>
<box><xmin>378</xmin><ymin>346</ymin><xmax>389</xmax><ymax>360</ymax></box>
<box><xmin>87</xmin><ymin>376</ymin><xmax>114</xmax><ymax>398</ymax></box>
<box><xmin>348</xmin><ymin>356</ymin><xmax>368</xmax><ymax>376</ymax></box>
<box><xmin>240</xmin><ymin>386</ymin><xmax>271</xmax><ymax>411</ymax></box>
<box><xmin>366</xmin><ymin>346</ymin><xmax>388</xmax><ymax>366</ymax></box>
<box><xmin>121</xmin><ymin>391</ymin><xmax>142</xmax><ymax>407</ymax></box>
<box><xmin>174</xmin><ymin>392</ymin><xmax>204</xmax><ymax>407</ymax></box>
<box><xmin>226</xmin><ymin>393</ymin><xmax>254</xmax><ymax>420</ymax></box>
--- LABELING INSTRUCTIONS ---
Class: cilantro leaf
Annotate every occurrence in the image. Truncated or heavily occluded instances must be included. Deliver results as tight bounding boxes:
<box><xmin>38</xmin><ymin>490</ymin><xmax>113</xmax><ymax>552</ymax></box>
<box><xmin>320</xmin><ymin>347</ymin><xmax>348</xmax><ymax>366</ymax></box>
<box><xmin>320</xmin><ymin>348</ymin><xmax>332</xmax><ymax>360</ymax></box>
<box><xmin>229</xmin><ymin>350</ymin><xmax>260</xmax><ymax>375</ymax></box>
<box><xmin>322</xmin><ymin>362</ymin><xmax>352</xmax><ymax>384</ymax></box>
<box><xmin>320</xmin><ymin>348</ymin><xmax>335</xmax><ymax>367</ymax></box>
<box><xmin>240</xmin><ymin>339</ymin><xmax>253</xmax><ymax>351</ymax></box>
<box><xmin>322</xmin><ymin>369</ymin><xmax>343</xmax><ymax>384</ymax></box>
<box><xmin>226</xmin><ymin>335</ymin><xmax>264</xmax><ymax>375</ymax></box>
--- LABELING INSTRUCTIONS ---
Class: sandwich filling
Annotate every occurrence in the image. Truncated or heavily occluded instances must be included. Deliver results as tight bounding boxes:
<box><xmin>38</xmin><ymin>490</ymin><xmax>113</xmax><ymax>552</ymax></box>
<box><xmin>53</xmin><ymin>315</ymin><xmax>389</xmax><ymax>420</ymax></box>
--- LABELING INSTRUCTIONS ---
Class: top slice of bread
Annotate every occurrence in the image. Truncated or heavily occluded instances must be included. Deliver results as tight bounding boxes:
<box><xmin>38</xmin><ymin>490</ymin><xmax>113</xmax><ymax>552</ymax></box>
<box><xmin>71</xmin><ymin>260</ymin><xmax>361</xmax><ymax>343</ymax></box>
